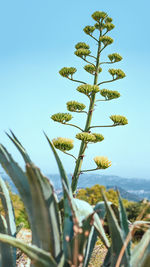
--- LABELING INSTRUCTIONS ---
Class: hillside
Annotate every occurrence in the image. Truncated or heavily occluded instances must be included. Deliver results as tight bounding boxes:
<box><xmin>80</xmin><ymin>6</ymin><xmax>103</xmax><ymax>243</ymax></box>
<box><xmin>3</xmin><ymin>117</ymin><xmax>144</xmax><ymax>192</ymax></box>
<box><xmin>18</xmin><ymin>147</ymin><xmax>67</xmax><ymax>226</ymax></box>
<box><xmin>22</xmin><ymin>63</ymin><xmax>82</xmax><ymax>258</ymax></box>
<box><xmin>2</xmin><ymin>173</ymin><xmax>150</xmax><ymax>201</ymax></box>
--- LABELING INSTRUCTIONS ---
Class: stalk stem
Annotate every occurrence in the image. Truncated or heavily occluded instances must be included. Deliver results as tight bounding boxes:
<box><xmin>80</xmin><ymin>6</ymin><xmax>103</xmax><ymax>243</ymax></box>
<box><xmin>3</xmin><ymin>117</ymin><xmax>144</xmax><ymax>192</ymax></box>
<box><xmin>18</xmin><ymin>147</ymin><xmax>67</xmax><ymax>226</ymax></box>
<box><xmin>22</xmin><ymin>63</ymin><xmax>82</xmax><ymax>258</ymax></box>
<box><xmin>81</xmin><ymin>168</ymin><xmax>98</xmax><ymax>173</ymax></box>
<box><xmin>62</xmin><ymin>151</ymin><xmax>77</xmax><ymax>161</ymax></box>
<box><xmin>62</xmin><ymin>122</ymin><xmax>84</xmax><ymax>132</ymax></box>
<box><xmin>71</xmin><ymin>29</ymin><xmax>102</xmax><ymax>194</ymax></box>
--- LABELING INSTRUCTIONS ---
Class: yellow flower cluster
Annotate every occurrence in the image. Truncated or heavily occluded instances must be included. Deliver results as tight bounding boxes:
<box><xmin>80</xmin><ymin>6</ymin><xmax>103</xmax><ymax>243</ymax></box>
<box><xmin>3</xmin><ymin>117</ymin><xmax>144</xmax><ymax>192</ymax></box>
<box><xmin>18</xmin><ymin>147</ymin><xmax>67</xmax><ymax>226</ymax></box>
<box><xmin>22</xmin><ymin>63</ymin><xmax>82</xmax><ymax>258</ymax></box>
<box><xmin>100</xmin><ymin>36</ymin><xmax>113</xmax><ymax>46</ymax></box>
<box><xmin>51</xmin><ymin>113</ymin><xmax>72</xmax><ymax>123</ymax></box>
<box><xmin>66</xmin><ymin>101</ymin><xmax>86</xmax><ymax>112</ymax></box>
<box><xmin>108</xmin><ymin>53</ymin><xmax>122</xmax><ymax>62</ymax></box>
<box><xmin>100</xmin><ymin>89</ymin><xmax>120</xmax><ymax>100</ymax></box>
<box><xmin>59</xmin><ymin>67</ymin><xmax>77</xmax><ymax>78</ymax></box>
<box><xmin>94</xmin><ymin>156</ymin><xmax>111</xmax><ymax>169</ymax></box>
<box><xmin>76</xmin><ymin>132</ymin><xmax>104</xmax><ymax>143</ymax></box>
<box><xmin>110</xmin><ymin>115</ymin><xmax>128</xmax><ymax>125</ymax></box>
<box><xmin>84</xmin><ymin>64</ymin><xmax>102</xmax><ymax>75</ymax></box>
<box><xmin>77</xmin><ymin>84</ymin><xmax>99</xmax><ymax>96</ymax></box>
<box><xmin>52</xmin><ymin>137</ymin><xmax>74</xmax><ymax>151</ymax></box>
<box><xmin>108</xmin><ymin>69</ymin><xmax>126</xmax><ymax>79</ymax></box>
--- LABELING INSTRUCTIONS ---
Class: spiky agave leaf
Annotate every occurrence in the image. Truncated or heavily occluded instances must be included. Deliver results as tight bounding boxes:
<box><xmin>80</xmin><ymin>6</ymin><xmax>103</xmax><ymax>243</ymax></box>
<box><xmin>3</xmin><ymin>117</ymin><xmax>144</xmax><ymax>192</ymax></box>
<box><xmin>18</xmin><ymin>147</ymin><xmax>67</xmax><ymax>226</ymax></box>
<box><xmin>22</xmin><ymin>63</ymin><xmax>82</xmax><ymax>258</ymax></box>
<box><xmin>44</xmin><ymin>133</ymin><xmax>75</xmax><ymax>261</ymax></box>
<box><xmin>118</xmin><ymin>191</ymin><xmax>131</xmax><ymax>257</ymax></box>
<box><xmin>131</xmin><ymin>229</ymin><xmax>150</xmax><ymax>267</ymax></box>
<box><xmin>102</xmin><ymin>190</ymin><xmax>130</xmax><ymax>267</ymax></box>
<box><xmin>0</xmin><ymin>233</ymin><xmax>58</xmax><ymax>267</ymax></box>
<box><xmin>26</xmin><ymin>164</ymin><xmax>62</xmax><ymax>260</ymax></box>
<box><xmin>1</xmin><ymin>132</ymin><xmax>62</xmax><ymax>259</ymax></box>
<box><xmin>0</xmin><ymin>215</ymin><xmax>16</xmax><ymax>267</ymax></box>
<box><xmin>0</xmin><ymin>175</ymin><xmax>16</xmax><ymax>265</ymax></box>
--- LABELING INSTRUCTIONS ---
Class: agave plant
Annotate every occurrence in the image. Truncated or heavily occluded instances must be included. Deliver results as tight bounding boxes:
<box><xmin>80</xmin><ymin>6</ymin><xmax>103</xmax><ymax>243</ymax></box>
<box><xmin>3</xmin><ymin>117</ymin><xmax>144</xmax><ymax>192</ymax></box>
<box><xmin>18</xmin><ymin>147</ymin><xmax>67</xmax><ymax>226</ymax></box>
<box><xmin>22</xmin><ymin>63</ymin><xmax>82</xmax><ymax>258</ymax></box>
<box><xmin>0</xmin><ymin>131</ymin><xmax>110</xmax><ymax>267</ymax></box>
<box><xmin>97</xmin><ymin>190</ymin><xmax>150</xmax><ymax>267</ymax></box>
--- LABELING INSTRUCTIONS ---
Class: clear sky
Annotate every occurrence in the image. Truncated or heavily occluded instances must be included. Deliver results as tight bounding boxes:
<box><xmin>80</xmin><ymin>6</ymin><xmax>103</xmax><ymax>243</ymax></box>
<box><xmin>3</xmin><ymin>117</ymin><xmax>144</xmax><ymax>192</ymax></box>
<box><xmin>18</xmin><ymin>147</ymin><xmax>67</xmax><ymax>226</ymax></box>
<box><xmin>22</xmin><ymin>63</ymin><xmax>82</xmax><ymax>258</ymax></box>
<box><xmin>0</xmin><ymin>0</ymin><xmax>150</xmax><ymax>179</ymax></box>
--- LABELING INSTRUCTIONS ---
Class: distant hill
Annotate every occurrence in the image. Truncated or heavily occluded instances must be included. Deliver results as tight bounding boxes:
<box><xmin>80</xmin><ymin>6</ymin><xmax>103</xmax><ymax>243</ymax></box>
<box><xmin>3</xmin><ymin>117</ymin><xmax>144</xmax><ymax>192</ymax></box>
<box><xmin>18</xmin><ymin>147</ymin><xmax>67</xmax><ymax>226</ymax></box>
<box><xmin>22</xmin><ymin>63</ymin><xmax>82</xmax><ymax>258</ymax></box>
<box><xmin>2</xmin><ymin>173</ymin><xmax>150</xmax><ymax>201</ymax></box>
<box><xmin>106</xmin><ymin>186</ymin><xmax>141</xmax><ymax>202</ymax></box>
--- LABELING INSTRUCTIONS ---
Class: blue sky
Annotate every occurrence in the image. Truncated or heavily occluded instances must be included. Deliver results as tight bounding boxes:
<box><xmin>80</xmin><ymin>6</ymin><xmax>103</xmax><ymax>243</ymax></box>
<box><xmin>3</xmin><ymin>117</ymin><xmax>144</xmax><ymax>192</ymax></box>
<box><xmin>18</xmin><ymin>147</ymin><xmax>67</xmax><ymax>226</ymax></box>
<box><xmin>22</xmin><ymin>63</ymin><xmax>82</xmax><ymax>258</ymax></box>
<box><xmin>0</xmin><ymin>0</ymin><xmax>150</xmax><ymax>179</ymax></box>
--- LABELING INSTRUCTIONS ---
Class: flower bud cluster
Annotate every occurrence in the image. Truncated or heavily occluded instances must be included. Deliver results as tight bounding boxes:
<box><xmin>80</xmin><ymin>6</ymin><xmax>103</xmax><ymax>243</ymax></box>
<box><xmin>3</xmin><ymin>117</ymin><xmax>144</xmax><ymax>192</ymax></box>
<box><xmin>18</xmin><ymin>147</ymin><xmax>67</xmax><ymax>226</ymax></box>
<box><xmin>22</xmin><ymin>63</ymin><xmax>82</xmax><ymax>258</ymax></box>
<box><xmin>59</xmin><ymin>67</ymin><xmax>77</xmax><ymax>78</ymax></box>
<box><xmin>74</xmin><ymin>48</ymin><xmax>91</xmax><ymax>58</ymax></box>
<box><xmin>108</xmin><ymin>69</ymin><xmax>126</xmax><ymax>79</ymax></box>
<box><xmin>75</xmin><ymin>42</ymin><xmax>89</xmax><ymax>50</ymax></box>
<box><xmin>51</xmin><ymin>113</ymin><xmax>72</xmax><ymax>123</ymax></box>
<box><xmin>83</xmin><ymin>26</ymin><xmax>95</xmax><ymax>35</ymax></box>
<box><xmin>76</xmin><ymin>132</ymin><xmax>104</xmax><ymax>143</ymax></box>
<box><xmin>100</xmin><ymin>89</ymin><xmax>120</xmax><ymax>100</ymax></box>
<box><xmin>52</xmin><ymin>137</ymin><xmax>74</xmax><ymax>151</ymax></box>
<box><xmin>105</xmin><ymin>17</ymin><xmax>113</xmax><ymax>23</ymax></box>
<box><xmin>99</xmin><ymin>36</ymin><xmax>113</xmax><ymax>46</ymax></box>
<box><xmin>94</xmin><ymin>156</ymin><xmax>111</xmax><ymax>169</ymax></box>
<box><xmin>66</xmin><ymin>101</ymin><xmax>86</xmax><ymax>112</ymax></box>
<box><xmin>94</xmin><ymin>22</ymin><xmax>114</xmax><ymax>32</ymax></box>
<box><xmin>92</xmin><ymin>11</ymin><xmax>107</xmax><ymax>22</ymax></box>
<box><xmin>110</xmin><ymin>115</ymin><xmax>128</xmax><ymax>125</ymax></box>
<box><xmin>77</xmin><ymin>84</ymin><xmax>99</xmax><ymax>96</ymax></box>
<box><xmin>105</xmin><ymin>23</ymin><xmax>115</xmax><ymax>31</ymax></box>
<box><xmin>84</xmin><ymin>64</ymin><xmax>102</xmax><ymax>75</ymax></box>
<box><xmin>108</xmin><ymin>53</ymin><xmax>122</xmax><ymax>62</ymax></box>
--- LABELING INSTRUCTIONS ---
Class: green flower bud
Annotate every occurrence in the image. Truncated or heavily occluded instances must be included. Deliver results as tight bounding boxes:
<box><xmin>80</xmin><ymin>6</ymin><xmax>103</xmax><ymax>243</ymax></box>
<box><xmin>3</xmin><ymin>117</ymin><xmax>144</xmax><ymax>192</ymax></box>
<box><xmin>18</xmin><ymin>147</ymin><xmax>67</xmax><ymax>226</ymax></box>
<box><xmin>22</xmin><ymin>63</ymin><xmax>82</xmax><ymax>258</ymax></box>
<box><xmin>110</xmin><ymin>115</ymin><xmax>128</xmax><ymax>125</ymax></box>
<box><xmin>94</xmin><ymin>156</ymin><xmax>111</xmax><ymax>169</ymax></box>
<box><xmin>76</xmin><ymin>132</ymin><xmax>96</xmax><ymax>143</ymax></box>
<box><xmin>77</xmin><ymin>84</ymin><xmax>99</xmax><ymax>96</ymax></box>
<box><xmin>59</xmin><ymin>67</ymin><xmax>77</xmax><ymax>78</ymax></box>
<box><xmin>92</xmin><ymin>133</ymin><xmax>104</xmax><ymax>143</ymax></box>
<box><xmin>52</xmin><ymin>137</ymin><xmax>74</xmax><ymax>151</ymax></box>
<box><xmin>104</xmin><ymin>23</ymin><xmax>115</xmax><ymax>31</ymax></box>
<box><xmin>76</xmin><ymin>132</ymin><xmax>104</xmax><ymax>143</ymax></box>
<box><xmin>105</xmin><ymin>17</ymin><xmax>113</xmax><ymax>23</ymax></box>
<box><xmin>74</xmin><ymin>48</ymin><xmax>91</xmax><ymax>57</ymax></box>
<box><xmin>51</xmin><ymin>113</ymin><xmax>72</xmax><ymax>123</ymax></box>
<box><xmin>84</xmin><ymin>64</ymin><xmax>102</xmax><ymax>74</ymax></box>
<box><xmin>100</xmin><ymin>89</ymin><xmax>120</xmax><ymax>100</ymax></box>
<box><xmin>83</xmin><ymin>25</ymin><xmax>95</xmax><ymax>35</ymax></box>
<box><xmin>100</xmin><ymin>36</ymin><xmax>113</xmax><ymax>46</ymax></box>
<box><xmin>92</xmin><ymin>11</ymin><xmax>107</xmax><ymax>22</ymax></box>
<box><xmin>108</xmin><ymin>69</ymin><xmax>126</xmax><ymax>79</ymax></box>
<box><xmin>66</xmin><ymin>101</ymin><xmax>86</xmax><ymax>112</ymax></box>
<box><xmin>94</xmin><ymin>22</ymin><xmax>105</xmax><ymax>30</ymax></box>
<box><xmin>108</xmin><ymin>53</ymin><xmax>122</xmax><ymax>62</ymax></box>
<box><xmin>75</xmin><ymin>42</ymin><xmax>89</xmax><ymax>49</ymax></box>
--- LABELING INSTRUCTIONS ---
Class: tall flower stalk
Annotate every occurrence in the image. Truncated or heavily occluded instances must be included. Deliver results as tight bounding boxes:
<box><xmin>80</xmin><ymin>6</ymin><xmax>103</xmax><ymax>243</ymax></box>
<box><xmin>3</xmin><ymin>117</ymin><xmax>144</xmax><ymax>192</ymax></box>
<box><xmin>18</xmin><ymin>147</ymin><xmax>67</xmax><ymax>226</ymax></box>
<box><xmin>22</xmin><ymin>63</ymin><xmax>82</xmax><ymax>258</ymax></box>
<box><xmin>51</xmin><ymin>11</ymin><xmax>128</xmax><ymax>194</ymax></box>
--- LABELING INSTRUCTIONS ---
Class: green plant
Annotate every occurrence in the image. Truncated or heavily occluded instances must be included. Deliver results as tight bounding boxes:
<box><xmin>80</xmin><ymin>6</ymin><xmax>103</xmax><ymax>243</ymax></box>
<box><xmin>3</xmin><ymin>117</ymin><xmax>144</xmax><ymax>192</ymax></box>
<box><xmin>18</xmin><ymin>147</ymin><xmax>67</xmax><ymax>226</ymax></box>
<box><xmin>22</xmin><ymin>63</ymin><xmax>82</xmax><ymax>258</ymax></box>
<box><xmin>51</xmin><ymin>10</ymin><xmax>128</xmax><ymax>194</ymax></box>
<box><xmin>0</xmin><ymin>132</ymin><xmax>110</xmax><ymax>266</ymax></box>
<box><xmin>99</xmin><ymin>191</ymin><xmax>150</xmax><ymax>267</ymax></box>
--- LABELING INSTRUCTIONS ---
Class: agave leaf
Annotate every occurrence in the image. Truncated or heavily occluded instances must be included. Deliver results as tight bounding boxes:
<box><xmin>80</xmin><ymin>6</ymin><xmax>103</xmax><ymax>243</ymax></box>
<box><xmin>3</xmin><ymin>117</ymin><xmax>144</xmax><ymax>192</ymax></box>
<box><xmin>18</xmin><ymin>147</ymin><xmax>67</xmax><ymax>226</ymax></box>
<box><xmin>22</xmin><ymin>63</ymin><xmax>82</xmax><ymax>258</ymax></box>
<box><xmin>82</xmin><ymin>226</ymin><xmax>96</xmax><ymax>267</ymax></box>
<box><xmin>74</xmin><ymin>198</ymin><xmax>110</xmax><ymax>247</ymax></box>
<box><xmin>2</xmin><ymin>133</ymin><xmax>62</xmax><ymax>257</ymax></box>
<box><xmin>0</xmin><ymin>215</ymin><xmax>16</xmax><ymax>267</ymax></box>
<box><xmin>72</xmin><ymin>213</ymin><xmax>94</xmax><ymax>267</ymax></box>
<box><xmin>44</xmin><ymin>134</ymin><xmax>75</xmax><ymax>258</ymax></box>
<box><xmin>6</xmin><ymin>131</ymin><xmax>32</xmax><ymax>164</ymax></box>
<box><xmin>0</xmin><ymin>233</ymin><xmax>57</xmax><ymax>267</ymax></box>
<box><xmin>26</xmin><ymin>163</ymin><xmax>62</xmax><ymax>259</ymax></box>
<box><xmin>0</xmin><ymin>144</ymin><xmax>42</xmax><ymax>250</ymax></box>
<box><xmin>44</xmin><ymin>133</ymin><xmax>70</xmax><ymax>193</ymax></box>
<box><xmin>0</xmin><ymin>175</ymin><xmax>16</xmax><ymax>236</ymax></box>
<box><xmin>131</xmin><ymin>229</ymin><xmax>150</xmax><ymax>267</ymax></box>
<box><xmin>0</xmin><ymin>176</ymin><xmax>16</xmax><ymax>264</ymax></box>
<box><xmin>133</xmin><ymin>221</ymin><xmax>150</xmax><ymax>226</ymax></box>
<box><xmin>118</xmin><ymin>191</ymin><xmax>131</xmax><ymax>257</ymax></box>
<box><xmin>94</xmin><ymin>201</ymin><xmax>112</xmax><ymax>219</ymax></box>
<box><xmin>102</xmin><ymin>190</ymin><xmax>130</xmax><ymax>267</ymax></box>
<box><xmin>0</xmin><ymin>144</ymin><xmax>33</xmax><ymax>222</ymax></box>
